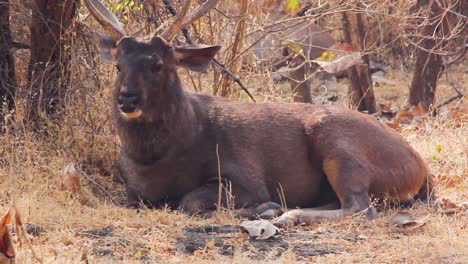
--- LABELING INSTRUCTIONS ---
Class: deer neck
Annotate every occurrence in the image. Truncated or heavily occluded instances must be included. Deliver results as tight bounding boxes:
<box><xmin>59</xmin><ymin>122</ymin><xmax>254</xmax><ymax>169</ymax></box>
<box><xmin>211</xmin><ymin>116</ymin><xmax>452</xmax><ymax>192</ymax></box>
<box><xmin>117</xmin><ymin>77</ymin><xmax>198</xmax><ymax>164</ymax></box>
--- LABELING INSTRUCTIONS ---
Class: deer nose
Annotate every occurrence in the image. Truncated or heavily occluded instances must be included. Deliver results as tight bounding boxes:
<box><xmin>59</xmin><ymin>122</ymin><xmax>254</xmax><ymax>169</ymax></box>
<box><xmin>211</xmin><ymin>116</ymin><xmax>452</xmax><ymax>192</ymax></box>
<box><xmin>118</xmin><ymin>94</ymin><xmax>140</xmax><ymax>113</ymax></box>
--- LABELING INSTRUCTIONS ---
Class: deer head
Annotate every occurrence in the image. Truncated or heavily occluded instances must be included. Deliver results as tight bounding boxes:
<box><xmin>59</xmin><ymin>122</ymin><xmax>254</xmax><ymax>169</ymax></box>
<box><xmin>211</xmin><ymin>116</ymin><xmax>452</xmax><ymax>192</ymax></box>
<box><xmin>83</xmin><ymin>0</ymin><xmax>221</xmax><ymax>120</ymax></box>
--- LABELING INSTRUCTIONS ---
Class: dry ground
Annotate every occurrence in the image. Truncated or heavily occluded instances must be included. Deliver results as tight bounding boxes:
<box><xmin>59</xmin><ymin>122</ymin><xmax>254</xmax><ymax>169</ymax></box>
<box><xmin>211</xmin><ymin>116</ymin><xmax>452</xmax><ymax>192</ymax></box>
<box><xmin>0</xmin><ymin>60</ymin><xmax>467</xmax><ymax>263</ymax></box>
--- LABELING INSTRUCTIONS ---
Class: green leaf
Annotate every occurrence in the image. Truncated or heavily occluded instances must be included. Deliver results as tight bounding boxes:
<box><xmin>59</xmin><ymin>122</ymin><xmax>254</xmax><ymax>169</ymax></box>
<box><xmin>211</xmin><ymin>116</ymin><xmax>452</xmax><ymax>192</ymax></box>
<box><xmin>114</xmin><ymin>3</ymin><xmax>124</xmax><ymax>11</ymax></box>
<box><xmin>284</xmin><ymin>0</ymin><xmax>301</xmax><ymax>14</ymax></box>
<box><xmin>284</xmin><ymin>39</ymin><xmax>305</xmax><ymax>59</ymax></box>
<box><xmin>146</xmin><ymin>245</ymin><xmax>156</xmax><ymax>250</ymax></box>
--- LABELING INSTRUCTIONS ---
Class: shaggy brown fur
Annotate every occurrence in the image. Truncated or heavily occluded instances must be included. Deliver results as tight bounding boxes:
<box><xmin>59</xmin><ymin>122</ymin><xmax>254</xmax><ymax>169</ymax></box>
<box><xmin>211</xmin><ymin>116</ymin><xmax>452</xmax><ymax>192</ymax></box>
<box><xmin>98</xmin><ymin>35</ymin><xmax>433</xmax><ymax>226</ymax></box>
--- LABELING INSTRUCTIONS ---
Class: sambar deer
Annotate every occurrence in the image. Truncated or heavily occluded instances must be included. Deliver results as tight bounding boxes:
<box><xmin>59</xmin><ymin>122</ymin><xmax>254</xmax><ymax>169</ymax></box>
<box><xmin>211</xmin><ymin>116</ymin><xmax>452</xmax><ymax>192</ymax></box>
<box><xmin>84</xmin><ymin>0</ymin><xmax>433</xmax><ymax>227</ymax></box>
<box><xmin>248</xmin><ymin>2</ymin><xmax>336</xmax><ymax>103</ymax></box>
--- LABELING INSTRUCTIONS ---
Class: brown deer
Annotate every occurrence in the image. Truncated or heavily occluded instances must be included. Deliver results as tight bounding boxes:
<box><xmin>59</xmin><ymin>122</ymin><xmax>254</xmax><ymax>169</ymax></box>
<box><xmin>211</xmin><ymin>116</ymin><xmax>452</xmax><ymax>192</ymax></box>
<box><xmin>84</xmin><ymin>0</ymin><xmax>433</xmax><ymax>227</ymax></box>
<box><xmin>248</xmin><ymin>2</ymin><xmax>336</xmax><ymax>103</ymax></box>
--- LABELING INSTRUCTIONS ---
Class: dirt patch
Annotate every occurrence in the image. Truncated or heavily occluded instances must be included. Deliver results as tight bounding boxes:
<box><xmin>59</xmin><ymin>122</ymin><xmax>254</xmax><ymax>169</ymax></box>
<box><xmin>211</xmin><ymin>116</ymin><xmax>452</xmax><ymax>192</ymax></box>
<box><xmin>176</xmin><ymin>225</ymin><xmax>363</xmax><ymax>259</ymax></box>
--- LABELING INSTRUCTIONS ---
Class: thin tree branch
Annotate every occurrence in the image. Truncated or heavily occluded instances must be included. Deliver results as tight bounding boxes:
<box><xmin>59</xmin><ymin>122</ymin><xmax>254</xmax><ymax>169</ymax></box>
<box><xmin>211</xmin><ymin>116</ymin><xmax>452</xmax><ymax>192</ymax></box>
<box><xmin>443</xmin><ymin>43</ymin><xmax>467</xmax><ymax>68</ymax></box>
<box><xmin>162</xmin><ymin>0</ymin><xmax>256</xmax><ymax>102</ymax></box>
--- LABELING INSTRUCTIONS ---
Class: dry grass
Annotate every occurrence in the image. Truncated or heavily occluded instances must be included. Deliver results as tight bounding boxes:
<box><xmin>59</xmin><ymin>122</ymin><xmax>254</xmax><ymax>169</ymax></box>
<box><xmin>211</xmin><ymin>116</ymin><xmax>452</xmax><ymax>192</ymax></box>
<box><xmin>1</xmin><ymin>62</ymin><xmax>466</xmax><ymax>263</ymax></box>
<box><xmin>2</xmin><ymin>1</ymin><xmax>467</xmax><ymax>262</ymax></box>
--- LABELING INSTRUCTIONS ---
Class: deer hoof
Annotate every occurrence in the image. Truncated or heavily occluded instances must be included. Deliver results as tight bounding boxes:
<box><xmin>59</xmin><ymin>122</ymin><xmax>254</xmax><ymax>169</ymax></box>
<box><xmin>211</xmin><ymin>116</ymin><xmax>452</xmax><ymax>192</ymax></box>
<box><xmin>258</xmin><ymin>209</ymin><xmax>280</xmax><ymax>219</ymax></box>
<box><xmin>273</xmin><ymin>215</ymin><xmax>297</xmax><ymax>228</ymax></box>
<box><xmin>253</xmin><ymin>202</ymin><xmax>283</xmax><ymax>220</ymax></box>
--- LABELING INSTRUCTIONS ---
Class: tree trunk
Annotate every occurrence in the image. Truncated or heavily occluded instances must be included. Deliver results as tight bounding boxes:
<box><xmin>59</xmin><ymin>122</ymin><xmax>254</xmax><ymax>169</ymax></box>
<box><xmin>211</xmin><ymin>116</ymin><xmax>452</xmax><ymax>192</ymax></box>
<box><xmin>0</xmin><ymin>0</ymin><xmax>17</xmax><ymax>115</ymax></box>
<box><xmin>27</xmin><ymin>0</ymin><xmax>79</xmax><ymax>123</ymax></box>
<box><xmin>341</xmin><ymin>5</ymin><xmax>376</xmax><ymax>114</ymax></box>
<box><xmin>408</xmin><ymin>0</ymin><xmax>446</xmax><ymax>108</ymax></box>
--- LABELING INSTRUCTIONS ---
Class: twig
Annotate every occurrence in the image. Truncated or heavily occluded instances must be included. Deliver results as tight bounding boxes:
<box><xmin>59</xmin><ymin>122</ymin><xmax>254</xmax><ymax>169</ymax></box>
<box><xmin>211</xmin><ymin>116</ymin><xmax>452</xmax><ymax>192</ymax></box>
<box><xmin>162</xmin><ymin>0</ymin><xmax>256</xmax><ymax>102</ymax></box>
<box><xmin>435</xmin><ymin>94</ymin><xmax>464</xmax><ymax>110</ymax></box>
<box><xmin>212</xmin><ymin>59</ymin><xmax>256</xmax><ymax>102</ymax></box>
<box><xmin>216</xmin><ymin>144</ymin><xmax>222</xmax><ymax>214</ymax></box>
<box><xmin>77</xmin><ymin>167</ymin><xmax>117</xmax><ymax>203</ymax></box>
<box><xmin>433</xmin><ymin>82</ymin><xmax>465</xmax><ymax>115</ymax></box>
<box><xmin>443</xmin><ymin>43</ymin><xmax>467</xmax><ymax>68</ymax></box>
<box><xmin>213</xmin><ymin>7</ymin><xmax>245</xmax><ymax>19</ymax></box>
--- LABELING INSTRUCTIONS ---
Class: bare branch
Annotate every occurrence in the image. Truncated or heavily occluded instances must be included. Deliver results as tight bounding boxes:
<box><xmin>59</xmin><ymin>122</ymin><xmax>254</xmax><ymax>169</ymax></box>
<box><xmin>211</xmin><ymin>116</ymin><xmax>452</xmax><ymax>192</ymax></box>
<box><xmin>160</xmin><ymin>0</ymin><xmax>221</xmax><ymax>41</ymax></box>
<box><xmin>162</xmin><ymin>0</ymin><xmax>255</xmax><ymax>102</ymax></box>
<box><xmin>180</xmin><ymin>0</ymin><xmax>221</xmax><ymax>28</ymax></box>
<box><xmin>160</xmin><ymin>0</ymin><xmax>192</xmax><ymax>41</ymax></box>
<box><xmin>443</xmin><ymin>42</ymin><xmax>467</xmax><ymax>68</ymax></box>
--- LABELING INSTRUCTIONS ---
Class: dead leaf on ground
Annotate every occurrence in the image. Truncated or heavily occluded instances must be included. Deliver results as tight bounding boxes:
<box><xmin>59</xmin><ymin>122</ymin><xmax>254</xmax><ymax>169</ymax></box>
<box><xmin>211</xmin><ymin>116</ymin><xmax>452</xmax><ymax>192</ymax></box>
<box><xmin>240</xmin><ymin>220</ymin><xmax>279</xmax><ymax>240</ymax></box>
<box><xmin>0</xmin><ymin>207</ymin><xmax>15</xmax><ymax>263</ymax></box>
<box><xmin>450</xmin><ymin>104</ymin><xmax>468</xmax><ymax>128</ymax></box>
<box><xmin>437</xmin><ymin>175</ymin><xmax>464</xmax><ymax>188</ymax></box>
<box><xmin>379</xmin><ymin>102</ymin><xmax>398</xmax><ymax>120</ymax></box>
<box><xmin>384</xmin><ymin>102</ymin><xmax>429</xmax><ymax>130</ymax></box>
<box><xmin>0</xmin><ymin>203</ymin><xmax>43</xmax><ymax>264</ymax></box>
<box><xmin>435</xmin><ymin>198</ymin><xmax>468</xmax><ymax>215</ymax></box>
<box><xmin>61</xmin><ymin>162</ymin><xmax>81</xmax><ymax>193</ymax></box>
<box><xmin>312</xmin><ymin>52</ymin><xmax>363</xmax><ymax>74</ymax></box>
<box><xmin>388</xmin><ymin>211</ymin><xmax>430</xmax><ymax>231</ymax></box>
<box><xmin>205</xmin><ymin>240</ymin><xmax>215</xmax><ymax>249</ymax></box>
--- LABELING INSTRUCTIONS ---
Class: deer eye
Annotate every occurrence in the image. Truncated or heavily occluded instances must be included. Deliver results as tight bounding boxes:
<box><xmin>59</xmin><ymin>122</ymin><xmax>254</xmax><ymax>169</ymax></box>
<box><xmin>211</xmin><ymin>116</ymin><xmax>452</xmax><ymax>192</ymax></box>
<box><xmin>115</xmin><ymin>64</ymin><xmax>121</xmax><ymax>72</ymax></box>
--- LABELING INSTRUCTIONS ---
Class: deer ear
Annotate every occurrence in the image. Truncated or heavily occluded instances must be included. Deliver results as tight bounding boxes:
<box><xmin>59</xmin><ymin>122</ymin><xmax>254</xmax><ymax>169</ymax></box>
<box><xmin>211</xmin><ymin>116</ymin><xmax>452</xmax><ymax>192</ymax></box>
<box><xmin>174</xmin><ymin>45</ymin><xmax>221</xmax><ymax>72</ymax></box>
<box><xmin>97</xmin><ymin>32</ymin><xmax>117</xmax><ymax>63</ymax></box>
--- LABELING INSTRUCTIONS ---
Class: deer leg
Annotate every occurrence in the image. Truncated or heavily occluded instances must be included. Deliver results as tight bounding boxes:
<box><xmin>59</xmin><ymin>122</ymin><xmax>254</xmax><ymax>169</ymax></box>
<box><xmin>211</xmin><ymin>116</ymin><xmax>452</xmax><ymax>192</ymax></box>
<box><xmin>178</xmin><ymin>184</ymin><xmax>219</xmax><ymax>215</ymax></box>
<box><xmin>235</xmin><ymin>202</ymin><xmax>284</xmax><ymax>220</ymax></box>
<box><xmin>274</xmin><ymin>156</ymin><xmax>377</xmax><ymax>227</ymax></box>
<box><xmin>178</xmin><ymin>182</ymin><xmax>275</xmax><ymax>217</ymax></box>
<box><xmin>273</xmin><ymin>192</ymin><xmax>375</xmax><ymax>227</ymax></box>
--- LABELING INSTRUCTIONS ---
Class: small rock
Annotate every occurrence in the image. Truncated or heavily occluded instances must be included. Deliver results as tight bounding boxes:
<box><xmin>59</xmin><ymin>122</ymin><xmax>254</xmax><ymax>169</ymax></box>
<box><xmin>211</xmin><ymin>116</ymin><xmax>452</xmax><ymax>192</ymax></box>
<box><xmin>26</xmin><ymin>223</ymin><xmax>46</xmax><ymax>237</ymax></box>
<box><xmin>80</xmin><ymin>226</ymin><xmax>115</xmax><ymax>237</ymax></box>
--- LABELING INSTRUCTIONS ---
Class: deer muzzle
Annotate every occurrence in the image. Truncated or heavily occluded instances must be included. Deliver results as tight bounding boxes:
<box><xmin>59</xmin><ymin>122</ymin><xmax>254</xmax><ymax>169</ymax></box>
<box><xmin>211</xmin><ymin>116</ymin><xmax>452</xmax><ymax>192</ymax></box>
<box><xmin>118</xmin><ymin>94</ymin><xmax>141</xmax><ymax>119</ymax></box>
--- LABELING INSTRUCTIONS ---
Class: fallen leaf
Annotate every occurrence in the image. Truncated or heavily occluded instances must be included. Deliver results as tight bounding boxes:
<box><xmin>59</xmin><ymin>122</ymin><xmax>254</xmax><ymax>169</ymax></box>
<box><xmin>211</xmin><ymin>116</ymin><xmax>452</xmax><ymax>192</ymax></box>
<box><xmin>61</xmin><ymin>162</ymin><xmax>81</xmax><ymax>193</ymax></box>
<box><xmin>450</xmin><ymin>104</ymin><xmax>468</xmax><ymax>128</ymax></box>
<box><xmin>0</xmin><ymin>207</ymin><xmax>15</xmax><ymax>262</ymax></box>
<box><xmin>388</xmin><ymin>211</ymin><xmax>430</xmax><ymax>231</ymax></box>
<box><xmin>134</xmin><ymin>251</ymin><xmax>143</xmax><ymax>259</ymax></box>
<box><xmin>193</xmin><ymin>249</ymin><xmax>203</xmax><ymax>257</ymax></box>
<box><xmin>412</xmin><ymin>102</ymin><xmax>429</xmax><ymax>116</ymax></box>
<box><xmin>334</xmin><ymin>43</ymin><xmax>355</xmax><ymax>52</ymax></box>
<box><xmin>240</xmin><ymin>220</ymin><xmax>279</xmax><ymax>239</ymax></box>
<box><xmin>386</xmin><ymin>102</ymin><xmax>429</xmax><ymax>130</ymax></box>
<box><xmin>145</xmin><ymin>245</ymin><xmax>156</xmax><ymax>250</ymax></box>
<box><xmin>437</xmin><ymin>175</ymin><xmax>464</xmax><ymax>188</ymax></box>
<box><xmin>61</xmin><ymin>236</ymin><xmax>74</xmax><ymax>246</ymax></box>
<box><xmin>0</xmin><ymin>204</ymin><xmax>42</xmax><ymax>263</ymax></box>
<box><xmin>205</xmin><ymin>240</ymin><xmax>215</xmax><ymax>249</ymax></box>
<box><xmin>435</xmin><ymin>198</ymin><xmax>467</xmax><ymax>214</ymax></box>
<box><xmin>385</xmin><ymin>121</ymin><xmax>401</xmax><ymax>131</ymax></box>
<box><xmin>312</xmin><ymin>52</ymin><xmax>363</xmax><ymax>74</ymax></box>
